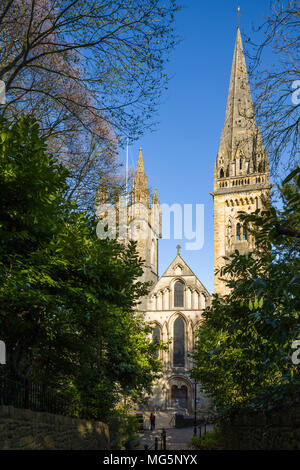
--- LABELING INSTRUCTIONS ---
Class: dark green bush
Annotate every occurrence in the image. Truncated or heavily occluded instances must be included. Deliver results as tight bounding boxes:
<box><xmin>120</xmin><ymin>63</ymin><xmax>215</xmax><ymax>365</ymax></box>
<box><xmin>108</xmin><ymin>409</ymin><xmax>140</xmax><ymax>450</ymax></box>
<box><xmin>190</xmin><ymin>428</ymin><xmax>223</xmax><ymax>450</ymax></box>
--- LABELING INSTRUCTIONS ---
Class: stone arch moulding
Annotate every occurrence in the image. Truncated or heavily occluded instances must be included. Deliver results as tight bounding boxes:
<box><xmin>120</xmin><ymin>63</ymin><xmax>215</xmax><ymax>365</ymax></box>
<box><xmin>192</xmin><ymin>289</ymin><xmax>200</xmax><ymax>310</ymax></box>
<box><xmin>168</xmin><ymin>375</ymin><xmax>192</xmax><ymax>388</ymax></box>
<box><xmin>194</xmin><ymin>319</ymin><xmax>205</xmax><ymax>331</ymax></box>
<box><xmin>199</xmin><ymin>291</ymin><xmax>207</xmax><ymax>309</ymax></box>
<box><xmin>173</xmin><ymin>263</ymin><xmax>184</xmax><ymax>276</ymax></box>
<box><xmin>170</xmin><ymin>276</ymin><xmax>186</xmax><ymax>288</ymax></box>
<box><xmin>193</xmin><ymin>319</ymin><xmax>205</xmax><ymax>344</ymax></box>
<box><xmin>167</xmin><ymin>311</ymin><xmax>188</xmax><ymax>331</ymax></box>
<box><xmin>168</xmin><ymin>375</ymin><xmax>192</xmax><ymax>410</ymax></box>
<box><xmin>150</xmin><ymin>320</ymin><xmax>163</xmax><ymax>332</ymax></box>
<box><xmin>151</xmin><ymin>321</ymin><xmax>163</xmax><ymax>360</ymax></box>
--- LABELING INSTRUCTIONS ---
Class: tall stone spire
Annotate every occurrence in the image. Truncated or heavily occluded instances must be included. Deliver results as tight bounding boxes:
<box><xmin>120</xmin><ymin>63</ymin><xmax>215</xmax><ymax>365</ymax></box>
<box><xmin>132</xmin><ymin>147</ymin><xmax>150</xmax><ymax>206</ymax></box>
<box><xmin>212</xmin><ymin>27</ymin><xmax>270</xmax><ymax>296</ymax></box>
<box><xmin>223</xmin><ymin>26</ymin><xmax>254</xmax><ymax>158</ymax></box>
<box><xmin>215</xmin><ymin>27</ymin><xmax>268</xmax><ymax>184</ymax></box>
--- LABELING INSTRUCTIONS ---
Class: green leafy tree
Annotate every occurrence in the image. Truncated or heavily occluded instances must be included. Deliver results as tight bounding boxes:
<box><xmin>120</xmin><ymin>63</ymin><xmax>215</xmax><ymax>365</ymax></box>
<box><xmin>0</xmin><ymin>115</ymin><xmax>162</xmax><ymax>419</ymax></box>
<box><xmin>191</xmin><ymin>169</ymin><xmax>300</xmax><ymax>411</ymax></box>
<box><xmin>0</xmin><ymin>0</ymin><xmax>180</xmax><ymax>210</ymax></box>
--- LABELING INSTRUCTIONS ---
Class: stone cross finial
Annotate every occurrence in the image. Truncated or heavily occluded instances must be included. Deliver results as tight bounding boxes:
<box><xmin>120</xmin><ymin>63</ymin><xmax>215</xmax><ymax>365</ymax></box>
<box><xmin>176</xmin><ymin>244</ymin><xmax>181</xmax><ymax>255</ymax></box>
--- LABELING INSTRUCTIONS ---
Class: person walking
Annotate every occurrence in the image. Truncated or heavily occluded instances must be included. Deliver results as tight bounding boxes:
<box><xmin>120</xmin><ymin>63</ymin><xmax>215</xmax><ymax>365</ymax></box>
<box><xmin>150</xmin><ymin>412</ymin><xmax>156</xmax><ymax>431</ymax></box>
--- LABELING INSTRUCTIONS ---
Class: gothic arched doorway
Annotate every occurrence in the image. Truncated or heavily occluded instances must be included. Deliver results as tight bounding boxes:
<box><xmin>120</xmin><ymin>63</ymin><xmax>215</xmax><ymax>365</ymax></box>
<box><xmin>171</xmin><ymin>384</ymin><xmax>188</xmax><ymax>409</ymax></box>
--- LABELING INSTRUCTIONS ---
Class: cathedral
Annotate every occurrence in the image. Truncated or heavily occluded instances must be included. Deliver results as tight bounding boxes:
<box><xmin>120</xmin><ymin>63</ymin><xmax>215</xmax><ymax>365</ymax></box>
<box><xmin>99</xmin><ymin>27</ymin><xmax>270</xmax><ymax>413</ymax></box>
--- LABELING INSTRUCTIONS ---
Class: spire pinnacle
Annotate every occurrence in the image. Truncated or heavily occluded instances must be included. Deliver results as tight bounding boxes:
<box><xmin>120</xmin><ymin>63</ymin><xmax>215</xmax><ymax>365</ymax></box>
<box><xmin>152</xmin><ymin>187</ymin><xmax>159</xmax><ymax>205</ymax></box>
<box><xmin>218</xmin><ymin>26</ymin><xmax>257</xmax><ymax>161</ymax></box>
<box><xmin>131</xmin><ymin>147</ymin><xmax>149</xmax><ymax>206</ymax></box>
<box><xmin>215</xmin><ymin>27</ymin><xmax>268</xmax><ymax>185</ymax></box>
<box><xmin>136</xmin><ymin>147</ymin><xmax>145</xmax><ymax>172</ymax></box>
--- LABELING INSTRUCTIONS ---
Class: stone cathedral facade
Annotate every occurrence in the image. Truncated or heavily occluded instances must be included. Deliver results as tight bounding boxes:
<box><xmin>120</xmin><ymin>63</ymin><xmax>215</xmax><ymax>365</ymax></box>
<box><xmin>123</xmin><ymin>146</ymin><xmax>212</xmax><ymax>411</ymax></box>
<box><xmin>98</xmin><ymin>27</ymin><xmax>270</xmax><ymax>412</ymax></box>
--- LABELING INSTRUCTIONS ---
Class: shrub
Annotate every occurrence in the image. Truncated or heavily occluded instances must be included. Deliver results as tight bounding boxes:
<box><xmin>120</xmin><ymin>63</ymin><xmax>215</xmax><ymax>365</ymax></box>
<box><xmin>190</xmin><ymin>428</ymin><xmax>223</xmax><ymax>450</ymax></box>
<box><xmin>108</xmin><ymin>409</ymin><xmax>140</xmax><ymax>450</ymax></box>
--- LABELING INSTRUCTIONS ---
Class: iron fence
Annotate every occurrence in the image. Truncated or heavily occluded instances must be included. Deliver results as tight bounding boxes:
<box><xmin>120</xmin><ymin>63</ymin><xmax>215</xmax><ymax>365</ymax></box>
<box><xmin>0</xmin><ymin>375</ymin><xmax>87</xmax><ymax>419</ymax></box>
<box><xmin>144</xmin><ymin>429</ymin><xmax>167</xmax><ymax>450</ymax></box>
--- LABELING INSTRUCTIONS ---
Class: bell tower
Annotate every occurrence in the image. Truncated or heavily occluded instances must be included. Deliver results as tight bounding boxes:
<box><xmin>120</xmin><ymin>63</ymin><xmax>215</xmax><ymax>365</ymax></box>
<box><xmin>212</xmin><ymin>27</ymin><xmax>270</xmax><ymax>295</ymax></box>
<box><xmin>128</xmin><ymin>148</ymin><xmax>161</xmax><ymax>305</ymax></box>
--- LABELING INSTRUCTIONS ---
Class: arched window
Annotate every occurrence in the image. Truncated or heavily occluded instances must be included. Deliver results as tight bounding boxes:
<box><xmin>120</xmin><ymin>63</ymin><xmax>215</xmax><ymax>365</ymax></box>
<box><xmin>243</xmin><ymin>223</ymin><xmax>248</xmax><ymax>241</ymax></box>
<box><xmin>174</xmin><ymin>280</ymin><xmax>184</xmax><ymax>307</ymax></box>
<box><xmin>173</xmin><ymin>316</ymin><xmax>185</xmax><ymax>367</ymax></box>
<box><xmin>240</xmin><ymin>158</ymin><xmax>242</xmax><ymax>170</ymax></box>
<box><xmin>220</xmin><ymin>168</ymin><xmax>224</xmax><ymax>178</ymax></box>
<box><xmin>226</xmin><ymin>165</ymin><xmax>229</xmax><ymax>177</ymax></box>
<box><xmin>236</xmin><ymin>223</ymin><xmax>241</xmax><ymax>241</ymax></box>
<box><xmin>153</xmin><ymin>325</ymin><xmax>161</xmax><ymax>358</ymax></box>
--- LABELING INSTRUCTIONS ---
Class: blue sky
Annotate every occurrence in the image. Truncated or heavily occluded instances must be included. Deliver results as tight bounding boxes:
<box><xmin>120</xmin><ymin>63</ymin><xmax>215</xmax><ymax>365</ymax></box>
<box><xmin>125</xmin><ymin>0</ymin><xmax>273</xmax><ymax>293</ymax></box>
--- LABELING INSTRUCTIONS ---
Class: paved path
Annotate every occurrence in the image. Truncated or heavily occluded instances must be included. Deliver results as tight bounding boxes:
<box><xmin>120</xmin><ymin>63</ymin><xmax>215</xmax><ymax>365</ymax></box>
<box><xmin>137</xmin><ymin>411</ymin><xmax>207</xmax><ymax>450</ymax></box>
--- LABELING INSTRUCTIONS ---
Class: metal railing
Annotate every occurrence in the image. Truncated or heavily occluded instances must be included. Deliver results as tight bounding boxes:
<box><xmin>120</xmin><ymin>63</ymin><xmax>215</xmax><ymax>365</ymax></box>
<box><xmin>144</xmin><ymin>429</ymin><xmax>167</xmax><ymax>450</ymax></box>
<box><xmin>0</xmin><ymin>375</ymin><xmax>86</xmax><ymax>419</ymax></box>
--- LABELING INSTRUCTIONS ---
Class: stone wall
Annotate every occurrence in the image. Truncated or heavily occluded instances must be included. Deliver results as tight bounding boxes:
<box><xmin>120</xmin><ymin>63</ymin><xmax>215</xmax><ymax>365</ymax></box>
<box><xmin>0</xmin><ymin>405</ymin><xmax>110</xmax><ymax>450</ymax></box>
<box><xmin>220</xmin><ymin>405</ymin><xmax>300</xmax><ymax>450</ymax></box>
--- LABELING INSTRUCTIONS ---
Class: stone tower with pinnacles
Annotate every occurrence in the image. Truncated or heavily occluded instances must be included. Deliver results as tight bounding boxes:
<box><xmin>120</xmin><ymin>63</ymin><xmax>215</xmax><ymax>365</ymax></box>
<box><xmin>212</xmin><ymin>26</ymin><xmax>270</xmax><ymax>295</ymax></box>
<box><xmin>129</xmin><ymin>147</ymin><xmax>161</xmax><ymax>290</ymax></box>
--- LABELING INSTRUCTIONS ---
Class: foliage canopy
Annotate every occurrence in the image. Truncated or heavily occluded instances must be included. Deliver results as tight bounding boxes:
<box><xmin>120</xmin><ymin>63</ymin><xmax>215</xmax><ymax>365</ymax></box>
<box><xmin>0</xmin><ymin>115</ymin><xmax>162</xmax><ymax>420</ymax></box>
